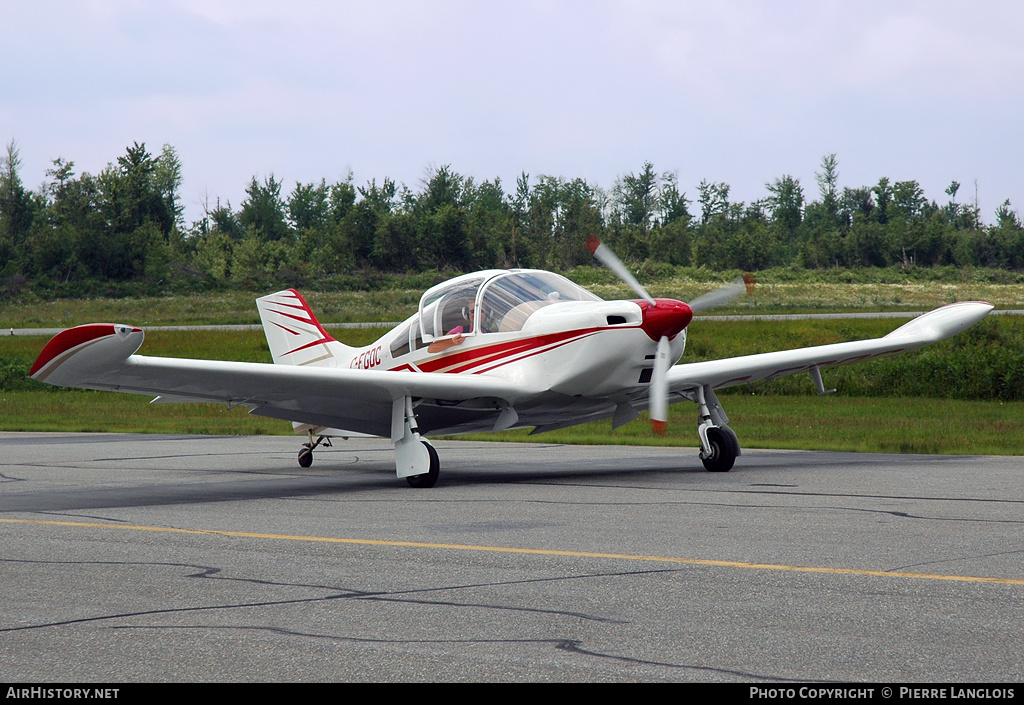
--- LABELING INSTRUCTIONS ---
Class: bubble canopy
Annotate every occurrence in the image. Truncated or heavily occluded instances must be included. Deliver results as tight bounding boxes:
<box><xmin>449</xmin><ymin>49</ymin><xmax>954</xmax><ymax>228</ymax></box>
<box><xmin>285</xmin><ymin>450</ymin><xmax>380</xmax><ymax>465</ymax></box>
<box><xmin>417</xmin><ymin>269</ymin><xmax>602</xmax><ymax>341</ymax></box>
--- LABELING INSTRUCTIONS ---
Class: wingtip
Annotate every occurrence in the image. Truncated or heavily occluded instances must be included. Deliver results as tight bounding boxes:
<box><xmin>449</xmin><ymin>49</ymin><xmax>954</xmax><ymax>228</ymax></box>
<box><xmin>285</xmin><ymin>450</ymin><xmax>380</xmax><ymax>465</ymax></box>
<box><xmin>30</xmin><ymin>323</ymin><xmax>143</xmax><ymax>380</ymax></box>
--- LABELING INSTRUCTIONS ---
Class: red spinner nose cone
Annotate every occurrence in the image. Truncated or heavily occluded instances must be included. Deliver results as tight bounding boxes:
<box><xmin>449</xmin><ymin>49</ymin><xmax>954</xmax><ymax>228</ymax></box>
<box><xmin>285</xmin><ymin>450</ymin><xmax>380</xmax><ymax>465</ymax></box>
<box><xmin>637</xmin><ymin>299</ymin><xmax>692</xmax><ymax>341</ymax></box>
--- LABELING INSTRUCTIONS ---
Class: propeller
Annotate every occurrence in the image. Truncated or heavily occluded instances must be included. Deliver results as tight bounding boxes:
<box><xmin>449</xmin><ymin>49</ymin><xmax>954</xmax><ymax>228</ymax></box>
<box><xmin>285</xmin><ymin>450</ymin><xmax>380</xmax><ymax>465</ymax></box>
<box><xmin>586</xmin><ymin>235</ymin><xmax>656</xmax><ymax>306</ymax></box>
<box><xmin>586</xmin><ymin>236</ymin><xmax>753</xmax><ymax>435</ymax></box>
<box><xmin>649</xmin><ymin>334</ymin><xmax>671</xmax><ymax>435</ymax></box>
<box><xmin>687</xmin><ymin>274</ymin><xmax>755</xmax><ymax>313</ymax></box>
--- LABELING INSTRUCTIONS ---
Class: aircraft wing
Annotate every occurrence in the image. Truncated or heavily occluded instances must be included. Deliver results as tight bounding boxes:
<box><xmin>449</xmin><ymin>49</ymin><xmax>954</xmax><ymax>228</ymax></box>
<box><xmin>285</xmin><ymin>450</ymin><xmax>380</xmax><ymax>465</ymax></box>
<box><xmin>667</xmin><ymin>301</ymin><xmax>993</xmax><ymax>393</ymax></box>
<box><xmin>30</xmin><ymin>324</ymin><xmax>523</xmax><ymax>438</ymax></box>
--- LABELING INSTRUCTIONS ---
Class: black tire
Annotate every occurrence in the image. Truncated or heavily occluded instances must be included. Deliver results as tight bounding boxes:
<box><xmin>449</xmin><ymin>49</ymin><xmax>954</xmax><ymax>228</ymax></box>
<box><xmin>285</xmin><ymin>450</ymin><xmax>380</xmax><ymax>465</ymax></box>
<box><xmin>701</xmin><ymin>427</ymin><xmax>736</xmax><ymax>472</ymax></box>
<box><xmin>721</xmin><ymin>425</ymin><xmax>741</xmax><ymax>460</ymax></box>
<box><xmin>298</xmin><ymin>446</ymin><xmax>313</xmax><ymax>468</ymax></box>
<box><xmin>406</xmin><ymin>441</ymin><xmax>440</xmax><ymax>488</ymax></box>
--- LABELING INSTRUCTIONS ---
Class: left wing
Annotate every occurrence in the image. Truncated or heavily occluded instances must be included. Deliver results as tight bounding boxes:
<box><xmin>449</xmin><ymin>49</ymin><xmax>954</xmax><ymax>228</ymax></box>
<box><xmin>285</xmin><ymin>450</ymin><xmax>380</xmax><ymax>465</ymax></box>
<box><xmin>30</xmin><ymin>323</ymin><xmax>524</xmax><ymax>437</ymax></box>
<box><xmin>667</xmin><ymin>301</ymin><xmax>993</xmax><ymax>393</ymax></box>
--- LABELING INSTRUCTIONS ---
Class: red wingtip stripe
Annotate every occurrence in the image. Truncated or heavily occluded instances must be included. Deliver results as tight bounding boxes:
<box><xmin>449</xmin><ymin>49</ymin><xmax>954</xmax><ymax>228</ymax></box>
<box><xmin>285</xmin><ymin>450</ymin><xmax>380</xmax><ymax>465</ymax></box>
<box><xmin>30</xmin><ymin>324</ymin><xmax>117</xmax><ymax>377</ymax></box>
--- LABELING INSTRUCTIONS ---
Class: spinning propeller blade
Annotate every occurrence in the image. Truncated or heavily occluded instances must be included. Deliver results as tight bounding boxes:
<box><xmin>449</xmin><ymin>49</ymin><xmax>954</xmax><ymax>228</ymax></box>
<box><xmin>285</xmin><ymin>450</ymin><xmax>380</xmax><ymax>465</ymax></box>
<box><xmin>586</xmin><ymin>235</ymin><xmax>656</xmax><ymax>306</ymax></box>
<box><xmin>649</xmin><ymin>335</ymin><xmax>670</xmax><ymax>435</ymax></box>
<box><xmin>587</xmin><ymin>236</ymin><xmax>754</xmax><ymax>435</ymax></box>
<box><xmin>687</xmin><ymin>274</ymin><xmax>755</xmax><ymax>313</ymax></box>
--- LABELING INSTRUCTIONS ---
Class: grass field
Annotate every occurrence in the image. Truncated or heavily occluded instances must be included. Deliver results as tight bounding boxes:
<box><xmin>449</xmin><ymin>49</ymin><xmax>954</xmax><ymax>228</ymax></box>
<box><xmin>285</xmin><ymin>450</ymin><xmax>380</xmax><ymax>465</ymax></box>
<box><xmin>3</xmin><ymin>270</ymin><xmax>1023</xmax><ymax>328</ymax></box>
<box><xmin>2</xmin><ymin>388</ymin><xmax>1021</xmax><ymax>455</ymax></box>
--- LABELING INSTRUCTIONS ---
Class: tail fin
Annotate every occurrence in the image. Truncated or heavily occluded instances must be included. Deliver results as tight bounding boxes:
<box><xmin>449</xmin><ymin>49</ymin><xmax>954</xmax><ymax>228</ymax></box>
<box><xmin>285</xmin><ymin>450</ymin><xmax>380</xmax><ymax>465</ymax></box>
<box><xmin>256</xmin><ymin>289</ymin><xmax>353</xmax><ymax>367</ymax></box>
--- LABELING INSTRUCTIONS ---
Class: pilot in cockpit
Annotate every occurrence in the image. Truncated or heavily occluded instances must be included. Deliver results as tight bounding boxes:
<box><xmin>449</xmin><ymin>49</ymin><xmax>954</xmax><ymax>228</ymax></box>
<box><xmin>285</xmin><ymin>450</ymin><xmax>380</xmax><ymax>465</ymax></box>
<box><xmin>428</xmin><ymin>297</ymin><xmax>475</xmax><ymax>353</ymax></box>
<box><xmin>447</xmin><ymin>299</ymin><xmax>475</xmax><ymax>336</ymax></box>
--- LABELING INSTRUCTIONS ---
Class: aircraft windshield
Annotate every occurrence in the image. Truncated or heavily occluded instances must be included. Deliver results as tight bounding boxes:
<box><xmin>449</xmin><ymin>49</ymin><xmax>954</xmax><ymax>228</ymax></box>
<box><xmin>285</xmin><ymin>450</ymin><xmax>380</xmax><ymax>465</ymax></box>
<box><xmin>478</xmin><ymin>271</ymin><xmax>602</xmax><ymax>333</ymax></box>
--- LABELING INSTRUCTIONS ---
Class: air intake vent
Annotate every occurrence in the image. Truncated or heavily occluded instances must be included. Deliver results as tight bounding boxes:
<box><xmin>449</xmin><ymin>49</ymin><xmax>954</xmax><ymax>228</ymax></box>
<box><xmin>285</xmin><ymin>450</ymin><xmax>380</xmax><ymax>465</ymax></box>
<box><xmin>638</xmin><ymin>368</ymin><xmax>653</xmax><ymax>384</ymax></box>
<box><xmin>607</xmin><ymin>315</ymin><xmax>627</xmax><ymax>325</ymax></box>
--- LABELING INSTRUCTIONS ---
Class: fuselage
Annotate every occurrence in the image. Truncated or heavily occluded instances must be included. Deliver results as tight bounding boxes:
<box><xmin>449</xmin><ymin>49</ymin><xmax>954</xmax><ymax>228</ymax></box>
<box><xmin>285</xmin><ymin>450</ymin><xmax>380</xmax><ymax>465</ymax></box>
<box><xmin>330</xmin><ymin>269</ymin><xmax>693</xmax><ymax>432</ymax></box>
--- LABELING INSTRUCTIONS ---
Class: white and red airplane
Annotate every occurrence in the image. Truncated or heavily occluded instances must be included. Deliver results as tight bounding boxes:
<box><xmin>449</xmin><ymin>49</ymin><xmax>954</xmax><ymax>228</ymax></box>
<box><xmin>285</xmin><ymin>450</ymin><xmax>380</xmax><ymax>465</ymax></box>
<box><xmin>30</xmin><ymin>238</ymin><xmax>993</xmax><ymax>487</ymax></box>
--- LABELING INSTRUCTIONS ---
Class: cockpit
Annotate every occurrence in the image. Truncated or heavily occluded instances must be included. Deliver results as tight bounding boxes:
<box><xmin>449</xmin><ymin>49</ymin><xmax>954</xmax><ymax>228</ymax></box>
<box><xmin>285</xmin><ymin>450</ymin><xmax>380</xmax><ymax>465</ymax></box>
<box><xmin>389</xmin><ymin>270</ymin><xmax>603</xmax><ymax>358</ymax></box>
<box><xmin>476</xmin><ymin>270</ymin><xmax>602</xmax><ymax>333</ymax></box>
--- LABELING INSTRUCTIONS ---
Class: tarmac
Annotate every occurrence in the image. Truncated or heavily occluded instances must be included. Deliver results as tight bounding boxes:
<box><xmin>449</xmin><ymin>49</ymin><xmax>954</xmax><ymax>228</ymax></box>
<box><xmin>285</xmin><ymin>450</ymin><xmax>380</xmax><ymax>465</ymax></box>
<box><xmin>2</xmin><ymin>433</ymin><xmax>1022</xmax><ymax>682</ymax></box>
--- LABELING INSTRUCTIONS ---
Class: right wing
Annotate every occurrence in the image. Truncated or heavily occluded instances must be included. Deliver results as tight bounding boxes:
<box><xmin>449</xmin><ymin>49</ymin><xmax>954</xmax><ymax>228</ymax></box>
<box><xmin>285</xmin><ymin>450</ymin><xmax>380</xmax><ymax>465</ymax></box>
<box><xmin>666</xmin><ymin>301</ymin><xmax>993</xmax><ymax>393</ymax></box>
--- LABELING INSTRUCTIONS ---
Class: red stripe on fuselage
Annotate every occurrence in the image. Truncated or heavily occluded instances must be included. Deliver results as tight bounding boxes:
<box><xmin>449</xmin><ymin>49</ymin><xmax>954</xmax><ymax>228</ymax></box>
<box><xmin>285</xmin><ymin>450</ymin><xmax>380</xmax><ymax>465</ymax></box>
<box><xmin>399</xmin><ymin>326</ymin><xmax>617</xmax><ymax>375</ymax></box>
<box><xmin>472</xmin><ymin>332</ymin><xmax>600</xmax><ymax>374</ymax></box>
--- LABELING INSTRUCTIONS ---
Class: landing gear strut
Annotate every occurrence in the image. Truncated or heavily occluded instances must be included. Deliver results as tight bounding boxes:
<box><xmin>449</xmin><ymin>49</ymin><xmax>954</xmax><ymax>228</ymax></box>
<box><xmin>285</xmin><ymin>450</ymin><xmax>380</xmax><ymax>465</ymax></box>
<box><xmin>394</xmin><ymin>397</ymin><xmax>441</xmax><ymax>488</ymax></box>
<box><xmin>694</xmin><ymin>385</ymin><xmax>740</xmax><ymax>472</ymax></box>
<box><xmin>297</xmin><ymin>433</ymin><xmax>331</xmax><ymax>468</ymax></box>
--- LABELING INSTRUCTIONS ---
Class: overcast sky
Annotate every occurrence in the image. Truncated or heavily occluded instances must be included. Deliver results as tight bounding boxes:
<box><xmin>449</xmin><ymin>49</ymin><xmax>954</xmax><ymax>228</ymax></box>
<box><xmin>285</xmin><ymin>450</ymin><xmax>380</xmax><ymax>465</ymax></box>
<box><xmin>3</xmin><ymin>0</ymin><xmax>1023</xmax><ymax>225</ymax></box>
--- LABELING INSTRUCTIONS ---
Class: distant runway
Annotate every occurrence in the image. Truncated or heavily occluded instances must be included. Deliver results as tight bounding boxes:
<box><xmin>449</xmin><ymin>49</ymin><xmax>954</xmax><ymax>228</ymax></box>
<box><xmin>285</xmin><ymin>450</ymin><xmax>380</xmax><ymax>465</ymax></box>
<box><xmin>2</xmin><ymin>433</ymin><xmax>1022</xmax><ymax>682</ymax></box>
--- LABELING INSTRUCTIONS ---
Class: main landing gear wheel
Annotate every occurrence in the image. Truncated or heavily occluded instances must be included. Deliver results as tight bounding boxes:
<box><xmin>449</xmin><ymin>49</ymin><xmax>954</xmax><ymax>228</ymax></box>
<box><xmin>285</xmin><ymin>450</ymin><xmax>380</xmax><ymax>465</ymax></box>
<box><xmin>297</xmin><ymin>435</ymin><xmax>330</xmax><ymax>468</ymax></box>
<box><xmin>406</xmin><ymin>441</ymin><xmax>440</xmax><ymax>488</ymax></box>
<box><xmin>701</xmin><ymin>426</ymin><xmax>738</xmax><ymax>472</ymax></box>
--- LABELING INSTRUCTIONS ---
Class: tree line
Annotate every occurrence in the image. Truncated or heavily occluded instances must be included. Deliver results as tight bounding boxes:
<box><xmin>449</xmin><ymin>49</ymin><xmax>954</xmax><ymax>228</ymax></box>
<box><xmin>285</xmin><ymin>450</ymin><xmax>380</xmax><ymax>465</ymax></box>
<box><xmin>2</xmin><ymin>140</ymin><xmax>1024</xmax><ymax>297</ymax></box>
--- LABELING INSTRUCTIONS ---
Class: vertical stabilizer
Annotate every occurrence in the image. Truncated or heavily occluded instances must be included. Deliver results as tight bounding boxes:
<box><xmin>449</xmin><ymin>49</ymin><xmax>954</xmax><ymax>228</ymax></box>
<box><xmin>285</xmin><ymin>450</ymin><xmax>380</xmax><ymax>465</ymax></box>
<box><xmin>256</xmin><ymin>289</ymin><xmax>353</xmax><ymax>367</ymax></box>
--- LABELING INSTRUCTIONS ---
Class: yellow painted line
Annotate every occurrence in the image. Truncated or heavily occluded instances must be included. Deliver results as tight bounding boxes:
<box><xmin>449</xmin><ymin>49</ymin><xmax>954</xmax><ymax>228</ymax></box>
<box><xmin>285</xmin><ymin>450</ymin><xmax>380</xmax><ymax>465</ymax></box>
<box><xmin>3</xmin><ymin>517</ymin><xmax>1023</xmax><ymax>586</ymax></box>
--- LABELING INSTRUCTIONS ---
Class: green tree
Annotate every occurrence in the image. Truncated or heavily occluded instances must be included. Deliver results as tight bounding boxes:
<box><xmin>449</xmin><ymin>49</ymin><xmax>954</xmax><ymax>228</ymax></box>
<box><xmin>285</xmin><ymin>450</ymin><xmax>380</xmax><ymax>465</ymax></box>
<box><xmin>416</xmin><ymin>164</ymin><xmax>464</xmax><ymax>214</ymax></box>
<box><xmin>521</xmin><ymin>174</ymin><xmax>565</xmax><ymax>268</ymax></box>
<box><xmin>463</xmin><ymin>178</ymin><xmax>510</xmax><ymax>269</ymax></box>
<box><xmin>329</xmin><ymin>175</ymin><xmax>356</xmax><ymax>223</ymax></box>
<box><xmin>45</xmin><ymin>157</ymin><xmax>75</xmax><ymax>208</ymax></box>
<box><xmin>697</xmin><ymin>179</ymin><xmax>730</xmax><ymax>224</ymax></box>
<box><xmin>840</xmin><ymin>186</ymin><xmax>874</xmax><ymax>226</ymax></box>
<box><xmin>419</xmin><ymin>202</ymin><xmax>470</xmax><ymax>270</ymax></box>
<box><xmin>370</xmin><ymin>210</ymin><xmax>418</xmax><ymax>271</ymax></box>
<box><xmin>346</xmin><ymin>178</ymin><xmax>396</xmax><ymax>266</ymax></box>
<box><xmin>658</xmin><ymin>172</ymin><xmax>691</xmax><ymax>226</ymax></box>
<box><xmin>114</xmin><ymin>142</ymin><xmax>173</xmax><ymax>236</ymax></box>
<box><xmin>648</xmin><ymin>218</ymin><xmax>692</xmax><ymax>265</ymax></box>
<box><xmin>996</xmin><ymin>199</ymin><xmax>1021</xmax><ymax>229</ymax></box>
<box><xmin>616</xmin><ymin>161</ymin><xmax>659</xmax><ymax>233</ymax></box>
<box><xmin>288</xmin><ymin>180</ymin><xmax>330</xmax><ymax>232</ymax></box>
<box><xmin>891</xmin><ymin>180</ymin><xmax>928</xmax><ymax>223</ymax></box>
<box><xmin>945</xmin><ymin>180</ymin><xmax>960</xmax><ymax>220</ymax></box>
<box><xmin>765</xmin><ymin>174</ymin><xmax>803</xmax><ymax>238</ymax></box>
<box><xmin>553</xmin><ymin>178</ymin><xmax>604</xmax><ymax>269</ymax></box>
<box><xmin>872</xmin><ymin>177</ymin><xmax>892</xmax><ymax>225</ymax></box>
<box><xmin>0</xmin><ymin>140</ymin><xmax>35</xmax><ymax>258</ymax></box>
<box><xmin>240</xmin><ymin>175</ymin><xmax>290</xmax><ymax>241</ymax></box>
<box><xmin>153</xmin><ymin>144</ymin><xmax>184</xmax><ymax>229</ymax></box>
<box><xmin>815</xmin><ymin>153</ymin><xmax>840</xmax><ymax>223</ymax></box>
<box><xmin>991</xmin><ymin>199</ymin><xmax>1024</xmax><ymax>268</ymax></box>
